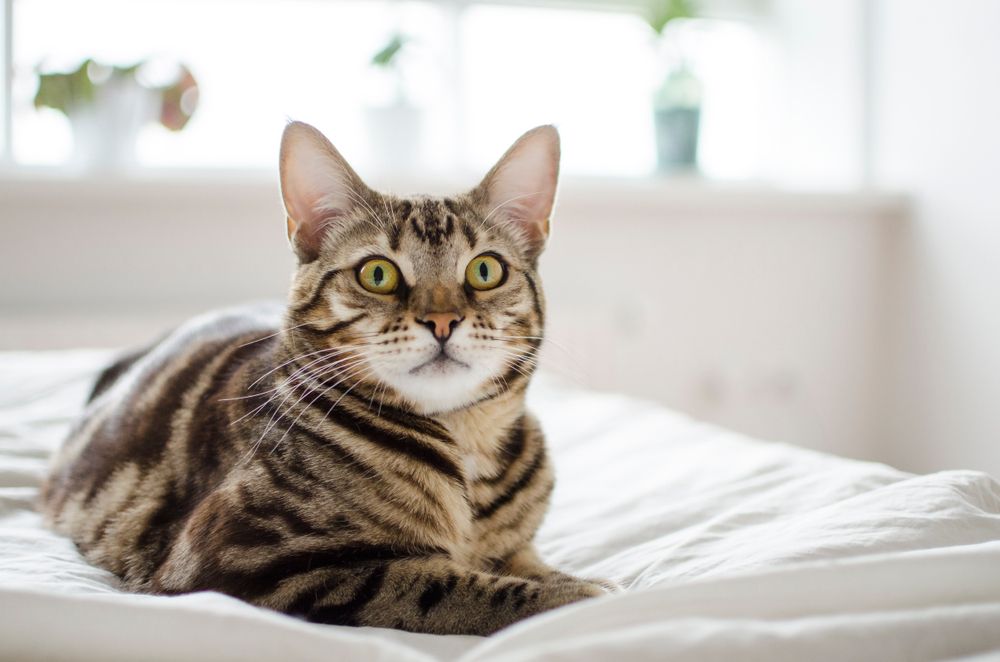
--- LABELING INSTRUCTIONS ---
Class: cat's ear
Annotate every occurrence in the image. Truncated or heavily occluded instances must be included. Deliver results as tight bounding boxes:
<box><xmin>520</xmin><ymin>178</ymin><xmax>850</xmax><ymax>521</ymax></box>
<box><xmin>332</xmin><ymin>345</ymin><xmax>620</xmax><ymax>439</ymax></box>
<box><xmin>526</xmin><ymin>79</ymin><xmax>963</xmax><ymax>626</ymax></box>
<box><xmin>474</xmin><ymin>125</ymin><xmax>560</xmax><ymax>257</ymax></box>
<box><xmin>279</xmin><ymin>121</ymin><xmax>368</xmax><ymax>262</ymax></box>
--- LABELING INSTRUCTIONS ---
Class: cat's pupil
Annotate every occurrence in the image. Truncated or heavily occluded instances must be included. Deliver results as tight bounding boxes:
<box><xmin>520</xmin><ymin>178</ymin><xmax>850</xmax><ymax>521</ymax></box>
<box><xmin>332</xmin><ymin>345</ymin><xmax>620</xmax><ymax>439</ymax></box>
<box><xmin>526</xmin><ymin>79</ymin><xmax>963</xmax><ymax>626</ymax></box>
<box><xmin>479</xmin><ymin>263</ymin><xmax>489</xmax><ymax>280</ymax></box>
<box><xmin>373</xmin><ymin>266</ymin><xmax>384</xmax><ymax>284</ymax></box>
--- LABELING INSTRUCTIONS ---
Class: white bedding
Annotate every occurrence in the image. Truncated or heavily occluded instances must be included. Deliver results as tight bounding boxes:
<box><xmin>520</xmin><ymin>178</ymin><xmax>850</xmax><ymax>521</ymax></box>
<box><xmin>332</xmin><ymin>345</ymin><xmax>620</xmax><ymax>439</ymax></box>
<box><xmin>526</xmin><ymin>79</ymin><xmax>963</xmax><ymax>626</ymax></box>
<box><xmin>1</xmin><ymin>350</ymin><xmax>999</xmax><ymax>661</ymax></box>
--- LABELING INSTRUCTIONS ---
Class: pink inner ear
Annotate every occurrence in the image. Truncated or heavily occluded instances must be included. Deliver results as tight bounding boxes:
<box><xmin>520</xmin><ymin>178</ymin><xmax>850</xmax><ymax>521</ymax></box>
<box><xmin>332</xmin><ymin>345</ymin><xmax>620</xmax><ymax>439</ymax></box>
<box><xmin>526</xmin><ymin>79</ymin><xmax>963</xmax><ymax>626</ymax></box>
<box><xmin>279</xmin><ymin>122</ymin><xmax>361</xmax><ymax>261</ymax></box>
<box><xmin>283</xmin><ymin>148</ymin><xmax>352</xmax><ymax>227</ymax></box>
<box><xmin>482</xmin><ymin>127</ymin><xmax>560</xmax><ymax>246</ymax></box>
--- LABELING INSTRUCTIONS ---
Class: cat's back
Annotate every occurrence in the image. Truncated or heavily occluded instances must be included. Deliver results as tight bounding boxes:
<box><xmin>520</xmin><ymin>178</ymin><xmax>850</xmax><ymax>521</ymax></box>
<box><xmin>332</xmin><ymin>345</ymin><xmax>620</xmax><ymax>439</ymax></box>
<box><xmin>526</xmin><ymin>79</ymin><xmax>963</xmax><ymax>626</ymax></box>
<box><xmin>41</xmin><ymin>302</ymin><xmax>283</xmax><ymax>586</ymax></box>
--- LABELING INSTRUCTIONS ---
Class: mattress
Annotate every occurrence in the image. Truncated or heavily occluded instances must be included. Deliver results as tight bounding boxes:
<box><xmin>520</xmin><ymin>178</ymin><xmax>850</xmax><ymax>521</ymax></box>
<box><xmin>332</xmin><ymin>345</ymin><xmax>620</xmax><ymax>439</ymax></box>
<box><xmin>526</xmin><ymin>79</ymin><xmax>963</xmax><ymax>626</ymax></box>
<box><xmin>1</xmin><ymin>349</ymin><xmax>999</xmax><ymax>661</ymax></box>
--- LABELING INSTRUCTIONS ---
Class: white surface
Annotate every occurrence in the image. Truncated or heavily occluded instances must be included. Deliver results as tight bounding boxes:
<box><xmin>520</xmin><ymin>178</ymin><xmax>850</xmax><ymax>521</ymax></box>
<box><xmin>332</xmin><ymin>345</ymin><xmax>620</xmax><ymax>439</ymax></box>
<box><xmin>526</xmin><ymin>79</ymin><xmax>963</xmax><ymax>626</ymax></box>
<box><xmin>2</xmin><ymin>350</ymin><xmax>999</xmax><ymax>661</ymax></box>
<box><xmin>872</xmin><ymin>0</ymin><xmax>1000</xmax><ymax>478</ymax></box>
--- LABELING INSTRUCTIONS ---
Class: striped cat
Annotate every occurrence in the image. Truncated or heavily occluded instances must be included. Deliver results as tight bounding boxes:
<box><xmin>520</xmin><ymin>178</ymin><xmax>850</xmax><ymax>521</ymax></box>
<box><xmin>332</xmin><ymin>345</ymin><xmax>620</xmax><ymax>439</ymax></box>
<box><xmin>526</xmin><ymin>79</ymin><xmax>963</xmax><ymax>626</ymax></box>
<box><xmin>42</xmin><ymin>122</ymin><xmax>610</xmax><ymax>635</ymax></box>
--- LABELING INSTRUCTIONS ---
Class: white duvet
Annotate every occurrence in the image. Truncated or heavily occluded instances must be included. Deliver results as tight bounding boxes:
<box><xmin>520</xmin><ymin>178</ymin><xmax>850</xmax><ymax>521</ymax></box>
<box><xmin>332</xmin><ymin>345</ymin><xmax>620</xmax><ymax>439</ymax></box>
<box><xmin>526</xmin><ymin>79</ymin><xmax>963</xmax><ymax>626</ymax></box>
<box><xmin>1</xmin><ymin>350</ymin><xmax>999</xmax><ymax>661</ymax></box>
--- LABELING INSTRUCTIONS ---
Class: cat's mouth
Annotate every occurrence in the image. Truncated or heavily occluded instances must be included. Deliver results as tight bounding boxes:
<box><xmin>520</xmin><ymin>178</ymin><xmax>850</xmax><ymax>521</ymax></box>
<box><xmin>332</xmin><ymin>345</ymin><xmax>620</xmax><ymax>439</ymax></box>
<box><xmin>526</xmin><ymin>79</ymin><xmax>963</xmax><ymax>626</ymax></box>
<box><xmin>409</xmin><ymin>351</ymin><xmax>470</xmax><ymax>375</ymax></box>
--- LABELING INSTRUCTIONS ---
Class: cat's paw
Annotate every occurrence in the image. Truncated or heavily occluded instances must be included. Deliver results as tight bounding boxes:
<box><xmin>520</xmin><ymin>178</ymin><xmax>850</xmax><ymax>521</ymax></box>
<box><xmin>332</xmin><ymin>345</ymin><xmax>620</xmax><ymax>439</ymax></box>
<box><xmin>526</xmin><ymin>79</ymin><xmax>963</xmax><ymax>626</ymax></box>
<box><xmin>544</xmin><ymin>571</ymin><xmax>621</xmax><ymax>594</ymax></box>
<box><xmin>584</xmin><ymin>577</ymin><xmax>624</xmax><ymax>593</ymax></box>
<box><xmin>541</xmin><ymin>579</ymin><xmax>606</xmax><ymax>611</ymax></box>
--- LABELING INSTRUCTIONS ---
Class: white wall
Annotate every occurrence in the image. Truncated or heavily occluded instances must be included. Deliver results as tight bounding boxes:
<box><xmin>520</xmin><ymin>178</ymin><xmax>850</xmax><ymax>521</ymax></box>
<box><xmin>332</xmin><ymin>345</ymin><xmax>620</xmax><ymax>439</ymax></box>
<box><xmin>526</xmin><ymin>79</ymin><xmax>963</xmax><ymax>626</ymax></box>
<box><xmin>873</xmin><ymin>0</ymin><xmax>1000</xmax><ymax>476</ymax></box>
<box><xmin>761</xmin><ymin>0</ymin><xmax>866</xmax><ymax>188</ymax></box>
<box><xmin>0</xmin><ymin>176</ymin><xmax>904</xmax><ymax>463</ymax></box>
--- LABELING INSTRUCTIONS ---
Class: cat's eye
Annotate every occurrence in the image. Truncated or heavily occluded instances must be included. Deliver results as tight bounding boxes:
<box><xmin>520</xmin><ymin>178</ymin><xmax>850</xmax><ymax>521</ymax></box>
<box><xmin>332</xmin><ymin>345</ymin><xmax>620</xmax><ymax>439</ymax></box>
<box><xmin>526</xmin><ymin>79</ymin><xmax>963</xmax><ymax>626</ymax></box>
<box><xmin>465</xmin><ymin>254</ymin><xmax>505</xmax><ymax>291</ymax></box>
<box><xmin>357</xmin><ymin>258</ymin><xmax>400</xmax><ymax>294</ymax></box>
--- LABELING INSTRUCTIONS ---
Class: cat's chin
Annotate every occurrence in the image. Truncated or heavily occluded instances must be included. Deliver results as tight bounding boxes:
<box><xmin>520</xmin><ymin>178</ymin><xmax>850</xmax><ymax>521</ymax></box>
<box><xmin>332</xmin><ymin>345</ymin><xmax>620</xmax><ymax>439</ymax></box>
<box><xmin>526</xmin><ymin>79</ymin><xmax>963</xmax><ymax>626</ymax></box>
<box><xmin>408</xmin><ymin>354</ymin><xmax>471</xmax><ymax>376</ymax></box>
<box><xmin>382</xmin><ymin>363</ymin><xmax>495</xmax><ymax>415</ymax></box>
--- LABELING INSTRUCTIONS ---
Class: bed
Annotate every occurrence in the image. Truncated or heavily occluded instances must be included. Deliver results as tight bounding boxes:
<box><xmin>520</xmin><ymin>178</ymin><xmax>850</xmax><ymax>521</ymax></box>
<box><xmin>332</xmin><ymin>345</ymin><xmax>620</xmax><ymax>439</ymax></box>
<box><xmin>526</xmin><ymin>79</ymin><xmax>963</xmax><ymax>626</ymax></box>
<box><xmin>1</xmin><ymin>349</ymin><xmax>999</xmax><ymax>661</ymax></box>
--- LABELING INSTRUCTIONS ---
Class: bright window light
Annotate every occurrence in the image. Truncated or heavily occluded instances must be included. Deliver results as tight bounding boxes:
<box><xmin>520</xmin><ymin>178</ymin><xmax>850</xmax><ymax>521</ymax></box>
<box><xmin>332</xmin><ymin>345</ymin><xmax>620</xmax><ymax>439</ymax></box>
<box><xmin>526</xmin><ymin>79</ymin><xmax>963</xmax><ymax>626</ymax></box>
<box><xmin>12</xmin><ymin>0</ymin><xmax>771</xmax><ymax>179</ymax></box>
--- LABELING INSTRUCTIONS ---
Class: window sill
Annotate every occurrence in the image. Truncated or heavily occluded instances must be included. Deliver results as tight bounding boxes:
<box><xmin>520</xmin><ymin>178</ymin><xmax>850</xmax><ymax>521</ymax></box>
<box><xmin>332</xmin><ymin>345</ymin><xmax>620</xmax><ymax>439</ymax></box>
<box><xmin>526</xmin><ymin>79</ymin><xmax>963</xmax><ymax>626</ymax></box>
<box><xmin>0</xmin><ymin>167</ymin><xmax>910</xmax><ymax>218</ymax></box>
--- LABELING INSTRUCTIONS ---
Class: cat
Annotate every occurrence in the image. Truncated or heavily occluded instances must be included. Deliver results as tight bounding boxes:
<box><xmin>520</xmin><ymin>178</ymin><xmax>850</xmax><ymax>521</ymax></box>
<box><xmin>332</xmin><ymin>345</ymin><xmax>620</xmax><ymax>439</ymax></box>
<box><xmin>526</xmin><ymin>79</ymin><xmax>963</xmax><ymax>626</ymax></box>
<box><xmin>41</xmin><ymin>121</ymin><xmax>611</xmax><ymax>636</ymax></box>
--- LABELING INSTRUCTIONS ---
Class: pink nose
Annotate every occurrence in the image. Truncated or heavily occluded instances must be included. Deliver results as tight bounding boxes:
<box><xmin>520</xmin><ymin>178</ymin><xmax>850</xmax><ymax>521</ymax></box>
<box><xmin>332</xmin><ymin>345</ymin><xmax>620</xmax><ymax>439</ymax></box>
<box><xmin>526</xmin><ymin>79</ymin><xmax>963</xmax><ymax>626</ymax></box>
<box><xmin>417</xmin><ymin>312</ymin><xmax>464</xmax><ymax>342</ymax></box>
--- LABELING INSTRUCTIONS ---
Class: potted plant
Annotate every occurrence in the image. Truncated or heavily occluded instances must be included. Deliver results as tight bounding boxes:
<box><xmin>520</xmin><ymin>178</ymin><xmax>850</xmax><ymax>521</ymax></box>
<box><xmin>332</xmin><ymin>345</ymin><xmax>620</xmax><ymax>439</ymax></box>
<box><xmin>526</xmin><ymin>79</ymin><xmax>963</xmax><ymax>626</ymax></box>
<box><xmin>34</xmin><ymin>58</ymin><xmax>198</xmax><ymax>171</ymax></box>
<box><xmin>645</xmin><ymin>0</ymin><xmax>703</xmax><ymax>173</ymax></box>
<box><xmin>365</xmin><ymin>32</ymin><xmax>423</xmax><ymax>171</ymax></box>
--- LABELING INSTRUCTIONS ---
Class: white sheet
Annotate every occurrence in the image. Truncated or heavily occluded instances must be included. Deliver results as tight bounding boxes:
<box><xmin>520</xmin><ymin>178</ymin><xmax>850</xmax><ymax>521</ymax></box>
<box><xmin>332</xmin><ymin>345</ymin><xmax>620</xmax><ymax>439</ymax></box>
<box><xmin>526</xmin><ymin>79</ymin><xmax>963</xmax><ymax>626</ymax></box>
<box><xmin>2</xmin><ymin>350</ymin><xmax>999</xmax><ymax>661</ymax></box>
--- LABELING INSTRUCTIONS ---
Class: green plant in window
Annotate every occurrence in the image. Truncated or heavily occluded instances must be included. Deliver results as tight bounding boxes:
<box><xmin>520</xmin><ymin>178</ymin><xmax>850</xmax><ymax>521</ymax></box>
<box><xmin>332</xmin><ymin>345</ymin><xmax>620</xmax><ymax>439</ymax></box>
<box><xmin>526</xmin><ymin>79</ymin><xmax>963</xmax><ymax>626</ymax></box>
<box><xmin>645</xmin><ymin>0</ymin><xmax>697</xmax><ymax>36</ymax></box>
<box><xmin>34</xmin><ymin>58</ymin><xmax>199</xmax><ymax>132</ymax></box>
<box><xmin>366</xmin><ymin>31</ymin><xmax>422</xmax><ymax>168</ymax></box>
<box><xmin>643</xmin><ymin>0</ymin><xmax>703</xmax><ymax>171</ymax></box>
<box><xmin>371</xmin><ymin>33</ymin><xmax>409</xmax><ymax>69</ymax></box>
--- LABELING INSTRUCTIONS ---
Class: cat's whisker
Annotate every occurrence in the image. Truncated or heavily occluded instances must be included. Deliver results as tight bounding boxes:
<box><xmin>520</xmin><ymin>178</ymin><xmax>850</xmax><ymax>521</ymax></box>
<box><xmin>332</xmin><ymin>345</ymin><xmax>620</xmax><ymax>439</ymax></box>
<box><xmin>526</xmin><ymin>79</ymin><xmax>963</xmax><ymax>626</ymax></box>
<box><xmin>241</xmin><ymin>346</ymin><xmax>341</xmax><ymax>394</ymax></box>
<box><xmin>496</xmin><ymin>344</ymin><xmax>587</xmax><ymax>383</ymax></box>
<box><xmin>377</xmin><ymin>192</ymin><xmax>396</xmax><ymax>233</ymax></box>
<box><xmin>235</xmin><ymin>320</ymin><xmax>313</xmax><ymax>349</ymax></box>
<box><xmin>244</xmin><ymin>356</ymin><xmax>371</xmax><ymax>463</ymax></box>
<box><xmin>478</xmin><ymin>191</ymin><xmax>541</xmax><ymax>232</ymax></box>
<box><xmin>270</xmin><ymin>355</ymin><xmax>372</xmax><ymax>427</ymax></box>
<box><xmin>367</xmin><ymin>371</ymin><xmax>388</xmax><ymax>412</ymax></box>
<box><xmin>235</xmin><ymin>353</ymin><xmax>371</xmax><ymax>432</ymax></box>
<box><xmin>230</xmin><ymin>346</ymin><xmax>371</xmax><ymax>412</ymax></box>
<box><xmin>269</xmin><ymin>361</ymin><xmax>374</xmax><ymax>455</ymax></box>
<box><xmin>317</xmin><ymin>366</ymin><xmax>376</xmax><ymax>428</ymax></box>
<box><xmin>497</xmin><ymin>355</ymin><xmax>535</xmax><ymax>381</ymax></box>
<box><xmin>382</xmin><ymin>192</ymin><xmax>401</xmax><ymax>232</ymax></box>
<box><xmin>344</xmin><ymin>189</ymin><xmax>388</xmax><ymax>232</ymax></box>
<box><xmin>268</xmin><ymin>363</ymin><xmax>378</xmax><ymax>459</ymax></box>
<box><xmin>267</xmin><ymin>361</ymin><xmax>376</xmax><ymax>458</ymax></box>
<box><xmin>492</xmin><ymin>334</ymin><xmax>580</xmax><ymax>363</ymax></box>
<box><xmin>481</xmin><ymin>337</ymin><xmax>584</xmax><ymax>378</ymax></box>
<box><xmin>375</xmin><ymin>377</ymin><xmax>390</xmax><ymax>417</ymax></box>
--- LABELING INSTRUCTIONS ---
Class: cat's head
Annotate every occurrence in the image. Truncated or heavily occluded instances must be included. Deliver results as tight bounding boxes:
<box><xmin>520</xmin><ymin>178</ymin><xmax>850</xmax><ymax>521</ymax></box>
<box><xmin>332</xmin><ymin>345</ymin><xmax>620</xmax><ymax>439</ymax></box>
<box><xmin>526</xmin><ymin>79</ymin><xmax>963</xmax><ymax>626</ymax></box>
<box><xmin>278</xmin><ymin>121</ymin><xmax>559</xmax><ymax>415</ymax></box>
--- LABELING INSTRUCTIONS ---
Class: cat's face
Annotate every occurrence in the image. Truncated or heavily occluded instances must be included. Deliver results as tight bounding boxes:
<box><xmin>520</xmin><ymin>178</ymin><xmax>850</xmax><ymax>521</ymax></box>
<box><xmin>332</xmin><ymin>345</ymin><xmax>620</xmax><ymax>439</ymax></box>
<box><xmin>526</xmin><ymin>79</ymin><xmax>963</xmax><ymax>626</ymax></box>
<box><xmin>279</xmin><ymin>122</ymin><xmax>559</xmax><ymax>414</ymax></box>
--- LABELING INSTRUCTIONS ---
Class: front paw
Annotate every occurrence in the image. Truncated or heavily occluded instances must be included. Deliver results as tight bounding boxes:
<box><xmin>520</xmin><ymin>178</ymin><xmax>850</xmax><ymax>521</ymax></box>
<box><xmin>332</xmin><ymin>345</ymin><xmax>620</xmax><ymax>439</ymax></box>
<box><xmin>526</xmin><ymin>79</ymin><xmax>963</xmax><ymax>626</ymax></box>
<box><xmin>584</xmin><ymin>577</ymin><xmax>623</xmax><ymax>593</ymax></box>
<box><xmin>545</xmin><ymin>571</ymin><xmax>621</xmax><ymax>594</ymax></box>
<box><xmin>538</xmin><ymin>579</ymin><xmax>607</xmax><ymax>612</ymax></box>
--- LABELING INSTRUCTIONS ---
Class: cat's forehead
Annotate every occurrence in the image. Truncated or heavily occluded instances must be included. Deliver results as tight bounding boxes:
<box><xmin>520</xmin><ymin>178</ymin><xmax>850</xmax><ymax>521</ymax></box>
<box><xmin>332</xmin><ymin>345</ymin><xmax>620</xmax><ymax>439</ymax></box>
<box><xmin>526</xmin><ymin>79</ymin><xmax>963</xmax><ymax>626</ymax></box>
<box><xmin>386</xmin><ymin>195</ymin><xmax>479</xmax><ymax>252</ymax></box>
<box><xmin>351</xmin><ymin>193</ymin><xmax>487</xmax><ymax>262</ymax></box>
<box><xmin>325</xmin><ymin>190</ymin><xmax>523</xmax><ymax>274</ymax></box>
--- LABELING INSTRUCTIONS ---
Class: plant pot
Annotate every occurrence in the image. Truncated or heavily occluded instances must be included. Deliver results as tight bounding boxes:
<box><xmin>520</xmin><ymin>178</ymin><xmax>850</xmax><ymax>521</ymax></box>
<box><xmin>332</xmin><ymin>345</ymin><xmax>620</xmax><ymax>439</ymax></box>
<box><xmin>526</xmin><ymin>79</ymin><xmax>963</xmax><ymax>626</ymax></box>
<box><xmin>66</xmin><ymin>78</ymin><xmax>156</xmax><ymax>171</ymax></box>
<box><xmin>653</xmin><ymin>105</ymin><xmax>700</xmax><ymax>172</ymax></box>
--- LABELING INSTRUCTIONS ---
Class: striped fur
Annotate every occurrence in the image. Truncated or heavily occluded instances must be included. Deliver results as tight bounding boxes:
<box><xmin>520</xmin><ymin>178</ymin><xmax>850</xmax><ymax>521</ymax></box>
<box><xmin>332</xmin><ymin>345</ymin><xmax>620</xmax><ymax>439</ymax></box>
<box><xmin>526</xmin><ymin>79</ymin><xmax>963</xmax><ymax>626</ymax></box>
<box><xmin>41</xmin><ymin>124</ymin><xmax>609</xmax><ymax>635</ymax></box>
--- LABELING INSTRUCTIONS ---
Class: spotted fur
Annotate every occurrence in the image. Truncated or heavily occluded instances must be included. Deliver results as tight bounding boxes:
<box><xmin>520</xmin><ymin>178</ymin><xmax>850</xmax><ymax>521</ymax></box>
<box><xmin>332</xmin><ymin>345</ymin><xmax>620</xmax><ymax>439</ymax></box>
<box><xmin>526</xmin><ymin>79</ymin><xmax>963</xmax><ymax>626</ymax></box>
<box><xmin>41</xmin><ymin>122</ymin><xmax>609</xmax><ymax>636</ymax></box>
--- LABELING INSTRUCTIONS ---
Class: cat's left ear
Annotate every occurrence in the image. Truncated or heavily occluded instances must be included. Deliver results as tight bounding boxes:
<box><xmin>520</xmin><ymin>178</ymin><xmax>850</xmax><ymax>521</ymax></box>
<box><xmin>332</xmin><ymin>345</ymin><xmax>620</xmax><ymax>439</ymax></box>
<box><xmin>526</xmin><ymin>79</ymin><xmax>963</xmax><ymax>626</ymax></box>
<box><xmin>474</xmin><ymin>125</ymin><xmax>560</xmax><ymax>257</ymax></box>
<box><xmin>280</xmin><ymin>121</ymin><xmax>369</xmax><ymax>263</ymax></box>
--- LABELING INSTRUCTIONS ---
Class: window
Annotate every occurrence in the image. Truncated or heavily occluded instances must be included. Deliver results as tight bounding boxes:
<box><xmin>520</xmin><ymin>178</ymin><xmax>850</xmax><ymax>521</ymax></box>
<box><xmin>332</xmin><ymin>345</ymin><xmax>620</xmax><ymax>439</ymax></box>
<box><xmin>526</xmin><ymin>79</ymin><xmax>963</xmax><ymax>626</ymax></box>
<box><xmin>4</xmin><ymin>0</ymin><xmax>860</xmax><ymax>184</ymax></box>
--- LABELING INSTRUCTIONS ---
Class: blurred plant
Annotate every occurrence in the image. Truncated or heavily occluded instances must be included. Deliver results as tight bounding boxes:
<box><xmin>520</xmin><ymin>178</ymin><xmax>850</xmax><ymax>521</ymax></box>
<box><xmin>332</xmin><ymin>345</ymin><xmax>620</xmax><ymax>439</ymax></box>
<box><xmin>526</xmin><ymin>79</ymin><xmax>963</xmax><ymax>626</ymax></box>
<box><xmin>643</xmin><ymin>0</ymin><xmax>703</xmax><ymax>171</ymax></box>
<box><xmin>655</xmin><ymin>65</ymin><xmax>701</xmax><ymax>110</ymax></box>
<box><xmin>370</xmin><ymin>32</ymin><xmax>413</xmax><ymax>106</ymax></box>
<box><xmin>371</xmin><ymin>33</ymin><xmax>409</xmax><ymax>69</ymax></box>
<box><xmin>34</xmin><ymin>58</ymin><xmax>199</xmax><ymax>131</ymax></box>
<box><xmin>645</xmin><ymin>0</ymin><xmax>697</xmax><ymax>36</ymax></box>
<box><xmin>366</xmin><ymin>32</ymin><xmax>423</xmax><ymax>168</ymax></box>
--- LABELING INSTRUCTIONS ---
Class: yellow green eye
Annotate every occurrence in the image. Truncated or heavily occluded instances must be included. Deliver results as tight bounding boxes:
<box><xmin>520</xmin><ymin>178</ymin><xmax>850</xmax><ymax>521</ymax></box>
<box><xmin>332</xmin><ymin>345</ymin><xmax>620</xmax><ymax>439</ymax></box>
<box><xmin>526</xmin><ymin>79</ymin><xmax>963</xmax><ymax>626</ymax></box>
<box><xmin>357</xmin><ymin>258</ymin><xmax>400</xmax><ymax>294</ymax></box>
<box><xmin>465</xmin><ymin>254</ymin><xmax>505</xmax><ymax>291</ymax></box>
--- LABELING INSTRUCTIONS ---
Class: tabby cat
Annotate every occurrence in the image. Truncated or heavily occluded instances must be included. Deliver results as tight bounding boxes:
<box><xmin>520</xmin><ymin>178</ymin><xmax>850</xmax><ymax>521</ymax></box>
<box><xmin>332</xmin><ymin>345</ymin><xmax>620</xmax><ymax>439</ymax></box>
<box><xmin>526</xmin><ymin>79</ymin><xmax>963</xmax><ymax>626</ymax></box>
<box><xmin>42</xmin><ymin>122</ymin><xmax>610</xmax><ymax>636</ymax></box>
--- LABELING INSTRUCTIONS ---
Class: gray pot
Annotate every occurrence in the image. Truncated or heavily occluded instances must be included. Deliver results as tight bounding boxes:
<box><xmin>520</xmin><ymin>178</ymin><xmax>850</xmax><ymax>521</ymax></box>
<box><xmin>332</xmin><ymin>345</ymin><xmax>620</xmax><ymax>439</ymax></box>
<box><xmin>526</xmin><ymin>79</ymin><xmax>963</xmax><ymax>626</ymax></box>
<box><xmin>654</xmin><ymin>106</ymin><xmax>700</xmax><ymax>172</ymax></box>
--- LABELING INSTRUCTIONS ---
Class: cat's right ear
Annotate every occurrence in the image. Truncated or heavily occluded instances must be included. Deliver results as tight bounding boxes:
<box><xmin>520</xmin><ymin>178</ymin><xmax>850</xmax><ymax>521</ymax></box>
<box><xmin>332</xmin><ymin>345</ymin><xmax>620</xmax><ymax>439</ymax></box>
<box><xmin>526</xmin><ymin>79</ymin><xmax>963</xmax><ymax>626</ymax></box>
<box><xmin>279</xmin><ymin>121</ymin><xmax>367</xmax><ymax>263</ymax></box>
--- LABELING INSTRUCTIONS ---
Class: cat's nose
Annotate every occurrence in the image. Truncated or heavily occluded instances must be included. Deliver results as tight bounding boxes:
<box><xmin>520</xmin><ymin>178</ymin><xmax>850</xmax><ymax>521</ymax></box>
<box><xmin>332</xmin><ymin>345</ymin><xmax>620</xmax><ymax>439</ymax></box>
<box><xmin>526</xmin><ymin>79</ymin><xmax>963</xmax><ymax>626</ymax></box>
<box><xmin>417</xmin><ymin>312</ymin><xmax>464</xmax><ymax>343</ymax></box>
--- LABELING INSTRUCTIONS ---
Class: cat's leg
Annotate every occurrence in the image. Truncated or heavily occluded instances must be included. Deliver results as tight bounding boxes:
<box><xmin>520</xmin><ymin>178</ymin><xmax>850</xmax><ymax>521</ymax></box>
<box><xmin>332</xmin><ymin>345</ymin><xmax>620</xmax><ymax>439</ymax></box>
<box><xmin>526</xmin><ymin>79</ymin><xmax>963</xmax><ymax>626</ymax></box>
<box><xmin>501</xmin><ymin>545</ymin><xmax>621</xmax><ymax>593</ymax></box>
<box><xmin>278</xmin><ymin>554</ymin><xmax>605</xmax><ymax>636</ymax></box>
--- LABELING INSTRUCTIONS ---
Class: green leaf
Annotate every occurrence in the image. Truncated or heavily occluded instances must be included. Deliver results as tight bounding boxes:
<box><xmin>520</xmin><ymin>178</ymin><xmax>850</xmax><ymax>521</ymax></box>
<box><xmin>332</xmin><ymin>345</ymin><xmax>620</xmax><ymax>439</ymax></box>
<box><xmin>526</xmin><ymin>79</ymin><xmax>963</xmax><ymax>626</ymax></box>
<box><xmin>33</xmin><ymin>57</ymin><xmax>200</xmax><ymax>132</ymax></box>
<box><xmin>34</xmin><ymin>59</ymin><xmax>95</xmax><ymax>116</ymax></box>
<box><xmin>646</xmin><ymin>0</ymin><xmax>697</xmax><ymax>35</ymax></box>
<box><xmin>371</xmin><ymin>34</ymin><xmax>408</xmax><ymax>68</ymax></box>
